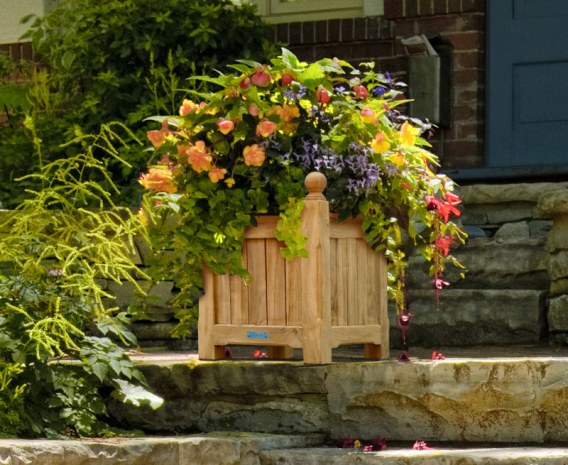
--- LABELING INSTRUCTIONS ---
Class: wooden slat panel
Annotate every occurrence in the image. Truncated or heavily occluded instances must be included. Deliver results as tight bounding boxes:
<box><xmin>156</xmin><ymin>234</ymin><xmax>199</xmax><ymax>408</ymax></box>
<box><xmin>330</xmin><ymin>238</ymin><xmax>338</xmax><ymax>326</ymax></box>
<box><xmin>346</xmin><ymin>238</ymin><xmax>359</xmax><ymax>325</ymax></box>
<box><xmin>198</xmin><ymin>266</ymin><xmax>224</xmax><ymax>359</ymax></box>
<box><xmin>211</xmin><ymin>324</ymin><xmax>304</xmax><ymax>348</ymax></box>
<box><xmin>266</xmin><ymin>238</ymin><xmax>287</xmax><ymax>325</ymax></box>
<box><xmin>244</xmin><ymin>216</ymin><xmax>278</xmax><ymax>238</ymax></box>
<box><xmin>285</xmin><ymin>258</ymin><xmax>303</xmax><ymax>326</ymax></box>
<box><xmin>356</xmin><ymin>238</ymin><xmax>369</xmax><ymax>325</ymax></box>
<box><xmin>367</xmin><ymin>249</ymin><xmax>382</xmax><ymax>325</ymax></box>
<box><xmin>230</xmin><ymin>274</ymin><xmax>248</xmax><ymax>325</ymax></box>
<box><xmin>330</xmin><ymin>221</ymin><xmax>365</xmax><ymax>239</ymax></box>
<box><xmin>335</xmin><ymin>239</ymin><xmax>348</xmax><ymax>325</ymax></box>
<box><xmin>330</xmin><ymin>325</ymin><xmax>384</xmax><ymax>347</ymax></box>
<box><xmin>231</xmin><ymin>242</ymin><xmax>249</xmax><ymax>324</ymax></box>
<box><xmin>246</xmin><ymin>239</ymin><xmax>268</xmax><ymax>325</ymax></box>
<box><xmin>214</xmin><ymin>273</ymin><xmax>232</xmax><ymax>324</ymax></box>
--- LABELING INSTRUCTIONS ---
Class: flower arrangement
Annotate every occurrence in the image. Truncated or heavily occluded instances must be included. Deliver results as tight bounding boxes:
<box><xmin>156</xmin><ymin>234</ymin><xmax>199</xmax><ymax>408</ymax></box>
<box><xmin>139</xmin><ymin>48</ymin><xmax>465</xmax><ymax>328</ymax></box>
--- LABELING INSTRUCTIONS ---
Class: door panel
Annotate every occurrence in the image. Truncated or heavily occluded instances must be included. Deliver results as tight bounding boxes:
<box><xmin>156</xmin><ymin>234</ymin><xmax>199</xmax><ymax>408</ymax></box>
<box><xmin>487</xmin><ymin>0</ymin><xmax>568</xmax><ymax>168</ymax></box>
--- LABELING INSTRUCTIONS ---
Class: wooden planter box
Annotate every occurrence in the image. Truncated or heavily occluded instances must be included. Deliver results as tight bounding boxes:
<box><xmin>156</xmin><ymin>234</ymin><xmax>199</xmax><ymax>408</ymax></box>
<box><xmin>198</xmin><ymin>173</ymin><xmax>389</xmax><ymax>364</ymax></box>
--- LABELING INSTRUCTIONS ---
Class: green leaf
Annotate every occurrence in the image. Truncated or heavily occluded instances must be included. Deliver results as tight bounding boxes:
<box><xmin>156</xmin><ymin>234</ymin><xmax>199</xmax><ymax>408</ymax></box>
<box><xmin>298</xmin><ymin>63</ymin><xmax>325</xmax><ymax>90</ymax></box>
<box><xmin>112</xmin><ymin>379</ymin><xmax>163</xmax><ymax>410</ymax></box>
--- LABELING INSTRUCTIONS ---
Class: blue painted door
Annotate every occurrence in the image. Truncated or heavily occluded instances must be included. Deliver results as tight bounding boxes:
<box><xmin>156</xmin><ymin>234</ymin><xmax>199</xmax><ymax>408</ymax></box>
<box><xmin>487</xmin><ymin>0</ymin><xmax>568</xmax><ymax>169</ymax></box>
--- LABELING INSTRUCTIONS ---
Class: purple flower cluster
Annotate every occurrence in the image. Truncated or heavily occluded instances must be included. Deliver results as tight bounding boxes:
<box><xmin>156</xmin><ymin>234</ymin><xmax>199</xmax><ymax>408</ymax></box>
<box><xmin>290</xmin><ymin>139</ymin><xmax>380</xmax><ymax>196</ymax></box>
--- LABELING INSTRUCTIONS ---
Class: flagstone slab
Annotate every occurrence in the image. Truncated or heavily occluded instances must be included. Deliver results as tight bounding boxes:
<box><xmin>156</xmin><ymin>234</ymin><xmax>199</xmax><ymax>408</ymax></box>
<box><xmin>109</xmin><ymin>356</ymin><xmax>568</xmax><ymax>444</ymax></box>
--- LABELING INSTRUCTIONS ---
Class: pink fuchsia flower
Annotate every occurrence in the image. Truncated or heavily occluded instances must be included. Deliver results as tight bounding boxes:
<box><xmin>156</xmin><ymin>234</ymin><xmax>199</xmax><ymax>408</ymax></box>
<box><xmin>208</xmin><ymin>167</ymin><xmax>228</xmax><ymax>183</ymax></box>
<box><xmin>437</xmin><ymin>192</ymin><xmax>462</xmax><ymax>222</ymax></box>
<box><xmin>399</xmin><ymin>121</ymin><xmax>420</xmax><ymax>147</ymax></box>
<box><xmin>281</xmin><ymin>72</ymin><xmax>294</xmax><ymax>85</ymax></box>
<box><xmin>412</xmin><ymin>441</ymin><xmax>435</xmax><ymax>450</ymax></box>
<box><xmin>186</xmin><ymin>141</ymin><xmax>212</xmax><ymax>173</ymax></box>
<box><xmin>243</xmin><ymin>144</ymin><xmax>266</xmax><ymax>166</ymax></box>
<box><xmin>251</xmin><ymin>66</ymin><xmax>271</xmax><ymax>87</ymax></box>
<box><xmin>360</xmin><ymin>107</ymin><xmax>377</xmax><ymax>125</ymax></box>
<box><xmin>316</xmin><ymin>85</ymin><xmax>331</xmax><ymax>104</ymax></box>
<box><xmin>256</xmin><ymin>119</ymin><xmax>277</xmax><ymax>137</ymax></box>
<box><xmin>216</xmin><ymin>118</ymin><xmax>235</xmax><ymax>135</ymax></box>
<box><xmin>353</xmin><ymin>84</ymin><xmax>369</xmax><ymax>99</ymax></box>
<box><xmin>433</xmin><ymin>275</ymin><xmax>450</xmax><ymax>290</ymax></box>
<box><xmin>431</xmin><ymin>351</ymin><xmax>446</xmax><ymax>360</ymax></box>
<box><xmin>248</xmin><ymin>104</ymin><xmax>260</xmax><ymax>117</ymax></box>
<box><xmin>435</xmin><ymin>235</ymin><xmax>454</xmax><ymax>257</ymax></box>
<box><xmin>240</xmin><ymin>76</ymin><xmax>251</xmax><ymax>89</ymax></box>
<box><xmin>139</xmin><ymin>167</ymin><xmax>176</xmax><ymax>193</ymax></box>
<box><xmin>371</xmin><ymin>131</ymin><xmax>390</xmax><ymax>153</ymax></box>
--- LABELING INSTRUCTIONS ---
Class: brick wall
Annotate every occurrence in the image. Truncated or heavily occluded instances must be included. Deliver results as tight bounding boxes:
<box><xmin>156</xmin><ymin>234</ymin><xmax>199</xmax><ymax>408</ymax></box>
<box><xmin>277</xmin><ymin>0</ymin><xmax>486</xmax><ymax>170</ymax></box>
<box><xmin>0</xmin><ymin>42</ymin><xmax>34</xmax><ymax>62</ymax></box>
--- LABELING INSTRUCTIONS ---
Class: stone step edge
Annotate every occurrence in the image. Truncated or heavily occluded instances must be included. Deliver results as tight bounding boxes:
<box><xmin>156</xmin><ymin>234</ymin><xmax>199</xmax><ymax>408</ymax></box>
<box><xmin>261</xmin><ymin>446</ymin><xmax>568</xmax><ymax>465</ymax></box>
<box><xmin>0</xmin><ymin>433</ymin><xmax>324</xmax><ymax>465</ymax></box>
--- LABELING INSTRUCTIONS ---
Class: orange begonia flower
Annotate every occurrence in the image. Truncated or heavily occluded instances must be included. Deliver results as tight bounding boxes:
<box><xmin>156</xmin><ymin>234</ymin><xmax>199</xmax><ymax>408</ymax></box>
<box><xmin>216</xmin><ymin>118</ymin><xmax>235</xmax><ymax>135</ymax></box>
<box><xmin>139</xmin><ymin>167</ymin><xmax>176</xmax><ymax>193</ymax></box>
<box><xmin>256</xmin><ymin>119</ymin><xmax>277</xmax><ymax>138</ymax></box>
<box><xmin>208</xmin><ymin>167</ymin><xmax>228</xmax><ymax>183</ymax></box>
<box><xmin>243</xmin><ymin>144</ymin><xmax>266</xmax><ymax>167</ymax></box>
<box><xmin>186</xmin><ymin>141</ymin><xmax>212</xmax><ymax>173</ymax></box>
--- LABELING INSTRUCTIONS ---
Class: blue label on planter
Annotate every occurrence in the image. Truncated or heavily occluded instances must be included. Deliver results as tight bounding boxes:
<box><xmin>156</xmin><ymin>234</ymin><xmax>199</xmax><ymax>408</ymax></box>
<box><xmin>246</xmin><ymin>331</ymin><xmax>269</xmax><ymax>340</ymax></box>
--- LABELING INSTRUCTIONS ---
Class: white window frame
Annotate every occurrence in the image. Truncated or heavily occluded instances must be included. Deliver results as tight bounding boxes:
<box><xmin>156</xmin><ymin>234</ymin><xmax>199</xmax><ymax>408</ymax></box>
<box><xmin>247</xmin><ymin>0</ymin><xmax>384</xmax><ymax>23</ymax></box>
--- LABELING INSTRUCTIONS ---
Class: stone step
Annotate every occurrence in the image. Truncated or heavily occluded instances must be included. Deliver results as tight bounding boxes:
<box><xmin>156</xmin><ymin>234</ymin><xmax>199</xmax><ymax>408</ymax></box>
<box><xmin>108</xmin><ymin>352</ymin><xmax>568</xmax><ymax>445</ymax></box>
<box><xmin>2</xmin><ymin>434</ymin><xmax>568</xmax><ymax>465</ymax></box>
<box><xmin>261</xmin><ymin>446</ymin><xmax>568</xmax><ymax>464</ymax></box>
<box><xmin>389</xmin><ymin>289</ymin><xmax>547</xmax><ymax>348</ymax></box>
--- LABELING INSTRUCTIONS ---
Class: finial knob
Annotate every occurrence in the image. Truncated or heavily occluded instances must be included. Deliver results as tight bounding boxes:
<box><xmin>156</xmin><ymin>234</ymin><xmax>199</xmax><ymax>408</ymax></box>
<box><xmin>305</xmin><ymin>172</ymin><xmax>327</xmax><ymax>200</ymax></box>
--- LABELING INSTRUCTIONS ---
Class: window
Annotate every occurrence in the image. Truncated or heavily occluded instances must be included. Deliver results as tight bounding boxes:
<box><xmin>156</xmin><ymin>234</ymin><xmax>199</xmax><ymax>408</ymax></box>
<box><xmin>248</xmin><ymin>0</ymin><xmax>383</xmax><ymax>23</ymax></box>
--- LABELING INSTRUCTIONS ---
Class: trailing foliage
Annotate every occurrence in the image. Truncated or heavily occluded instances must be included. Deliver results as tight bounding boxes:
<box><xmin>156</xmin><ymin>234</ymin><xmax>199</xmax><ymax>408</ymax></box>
<box><xmin>0</xmin><ymin>0</ymin><xmax>276</xmax><ymax>208</ymax></box>
<box><xmin>0</xmin><ymin>122</ymin><xmax>162</xmax><ymax>438</ymax></box>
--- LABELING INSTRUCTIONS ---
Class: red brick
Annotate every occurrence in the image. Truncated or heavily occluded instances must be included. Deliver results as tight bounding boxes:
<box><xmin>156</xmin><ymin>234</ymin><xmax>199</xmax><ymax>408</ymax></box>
<box><xmin>453</xmin><ymin>69</ymin><xmax>483</xmax><ymax>86</ymax></box>
<box><xmin>433</xmin><ymin>0</ymin><xmax>448</xmax><ymax>15</ymax></box>
<box><xmin>416</xmin><ymin>15</ymin><xmax>465</xmax><ymax>35</ymax></box>
<box><xmin>406</xmin><ymin>0</ymin><xmax>419</xmax><ymax>17</ymax></box>
<box><xmin>328</xmin><ymin>19</ymin><xmax>341</xmax><ymax>42</ymax></box>
<box><xmin>456</xmin><ymin>122</ymin><xmax>483</xmax><ymax>139</ymax></box>
<box><xmin>350</xmin><ymin>41</ymin><xmax>395</xmax><ymax>61</ymax></box>
<box><xmin>455</xmin><ymin>87</ymin><xmax>483</xmax><ymax>104</ymax></box>
<box><xmin>315</xmin><ymin>21</ymin><xmax>327</xmax><ymax>43</ymax></box>
<box><xmin>289</xmin><ymin>22</ymin><xmax>302</xmax><ymax>45</ymax></box>
<box><xmin>302</xmin><ymin>22</ymin><xmax>316</xmax><ymax>44</ymax></box>
<box><xmin>454</xmin><ymin>50</ymin><xmax>483</xmax><ymax>70</ymax></box>
<box><xmin>461</xmin><ymin>0</ymin><xmax>485</xmax><ymax>13</ymax></box>
<box><xmin>276</xmin><ymin>23</ymin><xmax>289</xmax><ymax>43</ymax></box>
<box><xmin>384</xmin><ymin>0</ymin><xmax>404</xmax><ymax>18</ymax></box>
<box><xmin>442</xmin><ymin>140</ymin><xmax>484</xmax><ymax>166</ymax></box>
<box><xmin>452</xmin><ymin>104</ymin><xmax>477</xmax><ymax>121</ymax></box>
<box><xmin>419</xmin><ymin>0</ymin><xmax>434</xmax><ymax>15</ymax></box>
<box><xmin>448</xmin><ymin>0</ymin><xmax>461</xmax><ymax>13</ymax></box>
<box><xmin>354</xmin><ymin>18</ymin><xmax>367</xmax><ymax>41</ymax></box>
<box><xmin>462</xmin><ymin>13</ymin><xmax>485</xmax><ymax>32</ymax></box>
<box><xmin>445</xmin><ymin>31</ymin><xmax>484</xmax><ymax>50</ymax></box>
<box><xmin>394</xmin><ymin>19</ymin><xmax>418</xmax><ymax>37</ymax></box>
<box><xmin>341</xmin><ymin>19</ymin><xmax>354</xmax><ymax>41</ymax></box>
<box><xmin>291</xmin><ymin>46</ymin><xmax>316</xmax><ymax>62</ymax></box>
<box><xmin>314</xmin><ymin>43</ymin><xmax>352</xmax><ymax>60</ymax></box>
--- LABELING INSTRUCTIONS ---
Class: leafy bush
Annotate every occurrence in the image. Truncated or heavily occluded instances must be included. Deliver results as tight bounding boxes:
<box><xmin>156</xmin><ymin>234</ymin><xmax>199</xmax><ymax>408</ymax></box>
<box><xmin>0</xmin><ymin>122</ymin><xmax>162</xmax><ymax>438</ymax></box>
<box><xmin>0</xmin><ymin>0</ymin><xmax>276</xmax><ymax>208</ymax></box>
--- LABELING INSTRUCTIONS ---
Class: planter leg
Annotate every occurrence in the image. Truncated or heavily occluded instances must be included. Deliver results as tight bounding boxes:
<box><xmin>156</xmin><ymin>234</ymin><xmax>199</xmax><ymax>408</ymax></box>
<box><xmin>268</xmin><ymin>346</ymin><xmax>294</xmax><ymax>359</ymax></box>
<box><xmin>364</xmin><ymin>343</ymin><xmax>384</xmax><ymax>359</ymax></box>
